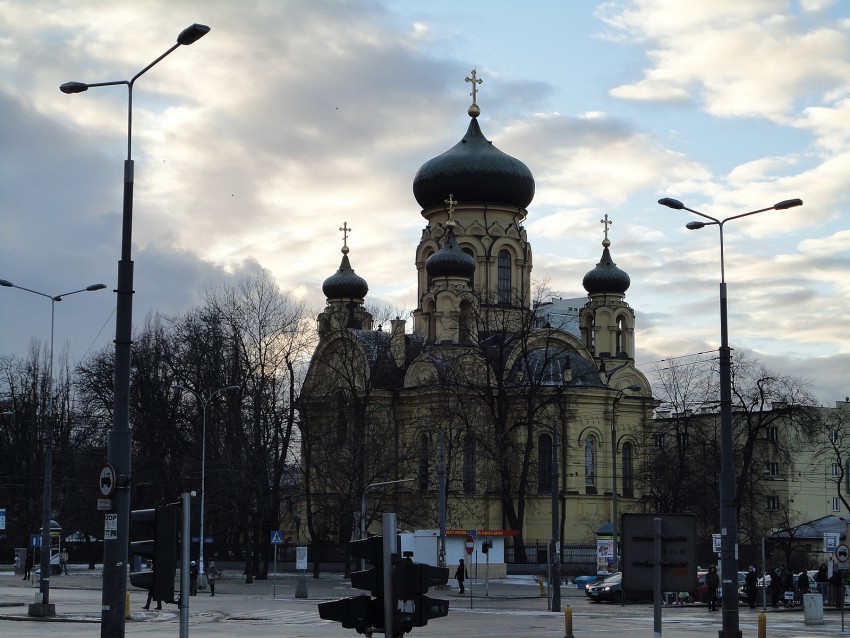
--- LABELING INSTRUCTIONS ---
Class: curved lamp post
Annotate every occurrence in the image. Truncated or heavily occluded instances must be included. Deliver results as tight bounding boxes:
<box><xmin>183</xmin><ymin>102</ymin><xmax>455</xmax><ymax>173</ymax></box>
<box><xmin>610</xmin><ymin>384</ymin><xmax>641</xmax><ymax>575</ymax></box>
<box><xmin>0</xmin><ymin>279</ymin><xmax>105</xmax><ymax>614</ymax></box>
<box><xmin>172</xmin><ymin>384</ymin><xmax>239</xmax><ymax>588</ymax></box>
<box><xmin>60</xmin><ymin>23</ymin><xmax>209</xmax><ymax>634</ymax></box>
<box><xmin>658</xmin><ymin>196</ymin><xmax>802</xmax><ymax>638</ymax></box>
<box><xmin>359</xmin><ymin>478</ymin><xmax>415</xmax><ymax>570</ymax></box>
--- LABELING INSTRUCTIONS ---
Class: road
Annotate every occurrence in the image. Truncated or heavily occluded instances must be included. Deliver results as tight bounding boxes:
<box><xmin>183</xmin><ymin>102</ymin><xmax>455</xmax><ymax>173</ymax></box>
<box><xmin>1</xmin><ymin>569</ymin><xmax>846</xmax><ymax>637</ymax></box>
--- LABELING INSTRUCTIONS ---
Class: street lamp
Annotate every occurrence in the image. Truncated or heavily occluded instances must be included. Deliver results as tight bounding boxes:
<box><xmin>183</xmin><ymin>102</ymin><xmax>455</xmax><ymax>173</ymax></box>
<box><xmin>359</xmin><ymin>478</ymin><xmax>415</xmax><ymax>570</ymax></box>
<box><xmin>658</xmin><ymin>196</ymin><xmax>802</xmax><ymax>638</ymax></box>
<box><xmin>0</xmin><ymin>278</ymin><xmax>106</xmax><ymax>615</ymax></box>
<box><xmin>172</xmin><ymin>384</ymin><xmax>239</xmax><ymax>587</ymax></box>
<box><xmin>610</xmin><ymin>384</ymin><xmax>641</xmax><ymax>575</ymax></box>
<box><xmin>61</xmin><ymin>23</ymin><xmax>209</xmax><ymax>635</ymax></box>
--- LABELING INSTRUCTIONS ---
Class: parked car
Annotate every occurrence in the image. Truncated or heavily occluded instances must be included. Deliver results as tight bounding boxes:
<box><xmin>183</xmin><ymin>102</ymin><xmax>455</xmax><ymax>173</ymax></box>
<box><xmin>586</xmin><ymin>572</ymin><xmax>622</xmax><ymax>603</ymax></box>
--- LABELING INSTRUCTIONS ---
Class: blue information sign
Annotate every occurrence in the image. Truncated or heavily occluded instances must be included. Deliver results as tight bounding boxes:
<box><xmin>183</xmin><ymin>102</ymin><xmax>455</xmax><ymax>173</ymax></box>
<box><xmin>270</xmin><ymin>530</ymin><xmax>283</xmax><ymax>545</ymax></box>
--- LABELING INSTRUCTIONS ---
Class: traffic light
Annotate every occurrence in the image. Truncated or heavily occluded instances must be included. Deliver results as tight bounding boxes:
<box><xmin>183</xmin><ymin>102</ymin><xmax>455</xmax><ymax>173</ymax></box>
<box><xmin>394</xmin><ymin>557</ymin><xmax>449</xmax><ymax>631</ymax></box>
<box><xmin>349</xmin><ymin>535</ymin><xmax>384</xmax><ymax>596</ymax></box>
<box><xmin>318</xmin><ymin>595</ymin><xmax>380</xmax><ymax>629</ymax></box>
<box><xmin>129</xmin><ymin>503</ymin><xmax>179</xmax><ymax>603</ymax></box>
<box><xmin>320</xmin><ymin>533</ymin><xmax>450</xmax><ymax>635</ymax></box>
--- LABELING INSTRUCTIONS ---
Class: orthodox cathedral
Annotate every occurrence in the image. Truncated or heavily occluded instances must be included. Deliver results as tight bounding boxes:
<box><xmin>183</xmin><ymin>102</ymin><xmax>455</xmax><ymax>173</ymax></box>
<box><xmin>300</xmin><ymin>75</ymin><xmax>654</xmax><ymax>563</ymax></box>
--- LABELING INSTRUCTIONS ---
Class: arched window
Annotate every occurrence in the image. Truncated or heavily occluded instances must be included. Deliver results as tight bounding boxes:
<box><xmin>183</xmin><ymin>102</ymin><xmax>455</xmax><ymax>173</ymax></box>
<box><xmin>622</xmin><ymin>442</ymin><xmax>634</xmax><ymax>498</ymax></box>
<box><xmin>463</xmin><ymin>434</ymin><xmax>476</xmax><ymax>494</ymax></box>
<box><xmin>615</xmin><ymin>315</ymin><xmax>626</xmax><ymax>354</ymax></box>
<box><xmin>418</xmin><ymin>433</ymin><xmax>429</xmax><ymax>491</ymax></box>
<box><xmin>459</xmin><ymin>300</ymin><xmax>474</xmax><ymax>344</ymax></box>
<box><xmin>538</xmin><ymin>434</ymin><xmax>552</xmax><ymax>493</ymax></box>
<box><xmin>585</xmin><ymin>314</ymin><xmax>595</xmax><ymax>353</ymax></box>
<box><xmin>497</xmin><ymin>249</ymin><xmax>511</xmax><ymax>304</ymax></box>
<box><xmin>584</xmin><ymin>435</ymin><xmax>597</xmax><ymax>494</ymax></box>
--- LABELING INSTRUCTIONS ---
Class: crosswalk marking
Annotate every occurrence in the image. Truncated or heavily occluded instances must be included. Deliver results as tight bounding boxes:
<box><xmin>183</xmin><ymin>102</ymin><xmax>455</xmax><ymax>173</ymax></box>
<box><xmin>226</xmin><ymin>609</ymin><xmax>331</xmax><ymax>624</ymax></box>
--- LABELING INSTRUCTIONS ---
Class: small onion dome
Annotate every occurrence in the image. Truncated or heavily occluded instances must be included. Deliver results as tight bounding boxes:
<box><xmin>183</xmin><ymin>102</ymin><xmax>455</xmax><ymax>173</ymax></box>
<box><xmin>582</xmin><ymin>239</ymin><xmax>630</xmax><ymax>295</ymax></box>
<box><xmin>412</xmin><ymin>115</ymin><xmax>535</xmax><ymax>211</ymax></box>
<box><xmin>322</xmin><ymin>252</ymin><xmax>368</xmax><ymax>299</ymax></box>
<box><xmin>425</xmin><ymin>227</ymin><xmax>476</xmax><ymax>278</ymax></box>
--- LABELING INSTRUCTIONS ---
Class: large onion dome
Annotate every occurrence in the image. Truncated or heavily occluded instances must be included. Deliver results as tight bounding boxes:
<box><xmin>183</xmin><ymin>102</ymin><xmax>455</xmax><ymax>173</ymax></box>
<box><xmin>412</xmin><ymin>110</ymin><xmax>535</xmax><ymax>211</ymax></box>
<box><xmin>322</xmin><ymin>249</ymin><xmax>368</xmax><ymax>300</ymax></box>
<box><xmin>582</xmin><ymin>237</ymin><xmax>630</xmax><ymax>295</ymax></box>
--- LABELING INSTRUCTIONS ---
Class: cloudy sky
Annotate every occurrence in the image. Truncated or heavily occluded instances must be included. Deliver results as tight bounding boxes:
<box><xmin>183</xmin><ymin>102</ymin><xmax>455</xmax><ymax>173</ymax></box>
<box><xmin>1</xmin><ymin>0</ymin><xmax>848</xmax><ymax>405</ymax></box>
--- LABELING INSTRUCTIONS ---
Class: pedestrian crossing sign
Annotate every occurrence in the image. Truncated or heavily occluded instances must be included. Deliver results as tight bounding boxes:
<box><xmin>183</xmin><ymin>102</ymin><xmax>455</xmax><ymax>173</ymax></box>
<box><xmin>270</xmin><ymin>530</ymin><xmax>283</xmax><ymax>545</ymax></box>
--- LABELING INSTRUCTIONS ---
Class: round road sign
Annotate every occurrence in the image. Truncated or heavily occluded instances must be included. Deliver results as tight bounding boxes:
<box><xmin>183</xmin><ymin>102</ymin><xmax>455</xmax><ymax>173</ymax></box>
<box><xmin>99</xmin><ymin>464</ymin><xmax>116</xmax><ymax>498</ymax></box>
<box><xmin>837</xmin><ymin>543</ymin><xmax>850</xmax><ymax>563</ymax></box>
<box><xmin>465</xmin><ymin>535</ymin><xmax>474</xmax><ymax>555</ymax></box>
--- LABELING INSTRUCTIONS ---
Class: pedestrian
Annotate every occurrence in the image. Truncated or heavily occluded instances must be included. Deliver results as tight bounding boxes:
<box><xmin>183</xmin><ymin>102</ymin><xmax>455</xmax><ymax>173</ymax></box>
<box><xmin>705</xmin><ymin>565</ymin><xmax>720</xmax><ymax>611</ymax></box>
<box><xmin>782</xmin><ymin>564</ymin><xmax>794</xmax><ymax>606</ymax></box>
<box><xmin>22</xmin><ymin>550</ymin><xmax>33</xmax><ymax>580</ymax></box>
<box><xmin>769</xmin><ymin>566</ymin><xmax>781</xmax><ymax>607</ymax></box>
<box><xmin>208</xmin><ymin>561</ymin><xmax>219</xmax><ymax>596</ymax></box>
<box><xmin>60</xmin><ymin>549</ymin><xmax>69</xmax><ymax>575</ymax></box>
<box><xmin>190</xmin><ymin>561</ymin><xmax>199</xmax><ymax>596</ymax></box>
<box><xmin>797</xmin><ymin>570</ymin><xmax>809</xmax><ymax>605</ymax></box>
<box><xmin>830</xmin><ymin>569</ymin><xmax>843</xmax><ymax>607</ymax></box>
<box><xmin>142</xmin><ymin>590</ymin><xmax>162</xmax><ymax>611</ymax></box>
<box><xmin>745</xmin><ymin>565</ymin><xmax>758</xmax><ymax>609</ymax></box>
<box><xmin>455</xmin><ymin>558</ymin><xmax>467</xmax><ymax>594</ymax></box>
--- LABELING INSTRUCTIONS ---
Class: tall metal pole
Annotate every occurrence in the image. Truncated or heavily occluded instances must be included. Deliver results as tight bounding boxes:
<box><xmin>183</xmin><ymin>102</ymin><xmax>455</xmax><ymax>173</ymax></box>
<box><xmin>180</xmin><ymin>492</ymin><xmax>191</xmax><ymax>638</ymax></box>
<box><xmin>60</xmin><ymin>24</ymin><xmax>209</xmax><ymax>638</ymax></box>
<box><xmin>658</xmin><ymin>196</ymin><xmax>802</xmax><ymax>638</ymax></box>
<box><xmin>359</xmin><ymin>478</ymin><xmax>414</xmax><ymax>571</ymax></box>
<box><xmin>172</xmin><ymin>384</ymin><xmax>238</xmax><ymax>588</ymax></box>
<box><xmin>438</xmin><ymin>431</ymin><xmax>447</xmax><ymax>569</ymax></box>
<box><xmin>550</xmin><ymin>418</ymin><xmax>560</xmax><ymax>612</ymax></box>
<box><xmin>0</xmin><ymin>280</ymin><xmax>105</xmax><ymax>615</ymax></box>
<box><xmin>610</xmin><ymin>385</ymin><xmax>640</xmax><ymax>575</ymax></box>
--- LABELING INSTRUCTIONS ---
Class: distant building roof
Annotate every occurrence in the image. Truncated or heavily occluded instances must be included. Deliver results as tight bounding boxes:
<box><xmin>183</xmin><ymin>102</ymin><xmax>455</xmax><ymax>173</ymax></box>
<box><xmin>772</xmin><ymin>515</ymin><xmax>850</xmax><ymax>540</ymax></box>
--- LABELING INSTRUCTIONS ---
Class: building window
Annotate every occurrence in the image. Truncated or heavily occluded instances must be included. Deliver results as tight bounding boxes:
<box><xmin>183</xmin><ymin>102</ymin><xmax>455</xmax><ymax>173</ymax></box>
<box><xmin>654</xmin><ymin>432</ymin><xmax>665</xmax><ymax>449</ymax></box>
<box><xmin>830</xmin><ymin>429</ymin><xmax>839</xmax><ymax>444</ymax></box>
<box><xmin>585</xmin><ymin>435</ymin><xmax>596</xmax><ymax>494</ymax></box>
<box><xmin>767</xmin><ymin>496</ymin><xmax>780</xmax><ymax>511</ymax></box>
<box><xmin>766</xmin><ymin>426</ymin><xmax>778</xmax><ymax>443</ymax></box>
<box><xmin>833</xmin><ymin>463</ymin><xmax>842</xmax><ymax>478</ymax></box>
<box><xmin>497</xmin><ymin>249</ymin><xmax>511</xmax><ymax>304</ymax></box>
<box><xmin>418</xmin><ymin>433</ymin><xmax>429</xmax><ymax>491</ymax></box>
<box><xmin>615</xmin><ymin>316</ymin><xmax>626</xmax><ymax>354</ymax></box>
<box><xmin>538</xmin><ymin>434</ymin><xmax>552</xmax><ymax>493</ymax></box>
<box><xmin>463</xmin><ymin>434</ymin><xmax>475</xmax><ymax>494</ymax></box>
<box><xmin>622</xmin><ymin>442</ymin><xmax>634</xmax><ymax>498</ymax></box>
<box><xmin>833</xmin><ymin>497</ymin><xmax>841</xmax><ymax>513</ymax></box>
<box><xmin>766</xmin><ymin>462</ymin><xmax>779</xmax><ymax>478</ymax></box>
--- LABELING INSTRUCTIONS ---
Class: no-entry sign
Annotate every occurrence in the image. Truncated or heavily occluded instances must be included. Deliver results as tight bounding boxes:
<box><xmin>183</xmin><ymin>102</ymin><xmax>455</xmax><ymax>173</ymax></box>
<box><xmin>465</xmin><ymin>535</ymin><xmax>474</xmax><ymax>555</ymax></box>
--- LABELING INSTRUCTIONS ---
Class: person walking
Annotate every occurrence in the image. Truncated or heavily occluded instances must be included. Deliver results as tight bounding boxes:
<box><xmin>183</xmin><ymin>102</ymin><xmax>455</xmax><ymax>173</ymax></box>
<box><xmin>59</xmin><ymin>549</ymin><xmax>69</xmax><ymax>575</ymax></box>
<box><xmin>797</xmin><ymin>570</ymin><xmax>810</xmax><ymax>606</ymax></box>
<box><xmin>815</xmin><ymin>563</ymin><xmax>830</xmax><ymax>603</ymax></box>
<box><xmin>208</xmin><ymin>561</ymin><xmax>219</xmax><ymax>596</ymax></box>
<box><xmin>769</xmin><ymin>566</ymin><xmax>781</xmax><ymax>607</ymax></box>
<box><xmin>745</xmin><ymin>566</ymin><xmax>758</xmax><ymax>609</ymax></box>
<box><xmin>705</xmin><ymin>565</ymin><xmax>720</xmax><ymax>611</ymax></box>
<box><xmin>455</xmin><ymin>559</ymin><xmax>467</xmax><ymax>595</ymax></box>
<box><xmin>22</xmin><ymin>550</ymin><xmax>33</xmax><ymax>580</ymax></box>
<box><xmin>190</xmin><ymin>561</ymin><xmax>199</xmax><ymax>596</ymax></box>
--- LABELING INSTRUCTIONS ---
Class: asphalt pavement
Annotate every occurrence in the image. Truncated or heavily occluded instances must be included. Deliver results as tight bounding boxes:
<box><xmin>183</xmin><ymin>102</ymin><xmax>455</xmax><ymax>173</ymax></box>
<box><xmin>1</xmin><ymin>567</ymin><xmax>849</xmax><ymax>637</ymax></box>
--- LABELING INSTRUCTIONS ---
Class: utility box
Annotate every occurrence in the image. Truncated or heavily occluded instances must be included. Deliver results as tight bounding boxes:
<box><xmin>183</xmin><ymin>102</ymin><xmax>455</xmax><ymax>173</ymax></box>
<box><xmin>803</xmin><ymin>593</ymin><xmax>824</xmax><ymax>625</ymax></box>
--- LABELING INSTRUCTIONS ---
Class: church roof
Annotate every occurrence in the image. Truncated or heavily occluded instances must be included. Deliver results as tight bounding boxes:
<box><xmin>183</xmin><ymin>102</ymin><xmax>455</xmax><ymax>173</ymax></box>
<box><xmin>412</xmin><ymin>94</ymin><xmax>535</xmax><ymax>211</ymax></box>
<box><xmin>322</xmin><ymin>224</ymin><xmax>368</xmax><ymax>300</ymax></box>
<box><xmin>425</xmin><ymin>225</ymin><xmax>476</xmax><ymax>278</ymax></box>
<box><xmin>509</xmin><ymin>345</ymin><xmax>607</xmax><ymax>388</ymax></box>
<box><xmin>582</xmin><ymin>216</ymin><xmax>630</xmax><ymax>295</ymax></box>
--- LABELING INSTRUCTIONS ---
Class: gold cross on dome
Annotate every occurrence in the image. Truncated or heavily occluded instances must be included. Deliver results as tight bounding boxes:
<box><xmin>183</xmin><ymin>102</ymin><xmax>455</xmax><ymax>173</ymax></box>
<box><xmin>465</xmin><ymin>69</ymin><xmax>482</xmax><ymax>105</ymax></box>
<box><xmin>600</xmin><ymin>214</ymin><xmax>612</xmax><ymax>242</ymax></box>
<box><xmin>444</xmin><ymin>194</ymin><xmax>458</xmax><ymax>228</ymax></box>
<box><xmin>339</xmin><ymin>222</ymin><xmax>351</xmax><ymax>253</ymax></box>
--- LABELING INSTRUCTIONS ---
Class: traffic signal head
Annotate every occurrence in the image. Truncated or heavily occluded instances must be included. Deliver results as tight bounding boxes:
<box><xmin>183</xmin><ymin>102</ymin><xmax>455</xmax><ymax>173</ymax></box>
<box><xmin>129</xmin><ymin>503</ymin><xmax>179</xmax><ymax>603</ymax></box>
<box><xmin>318</xmin><ymin>595</ymin><xmax>381</xmax><ymax>630</ymax></box>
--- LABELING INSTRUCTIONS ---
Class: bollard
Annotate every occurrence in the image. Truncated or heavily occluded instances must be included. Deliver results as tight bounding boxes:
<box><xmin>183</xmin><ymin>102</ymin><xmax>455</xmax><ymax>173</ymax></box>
<box><xmin>758</xmin><ymin>611</ymin><xmax>766</xmax><ymax>638</ymax></box>
<box><xmin>564</xmin><ymin>605</ymin><xmax>575</xmax><ymax>638</ymax></box>
<box><xmin>125</xmin><ymin>592</ymin><xmax>131</xmax><ymax>620</ymax></box>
